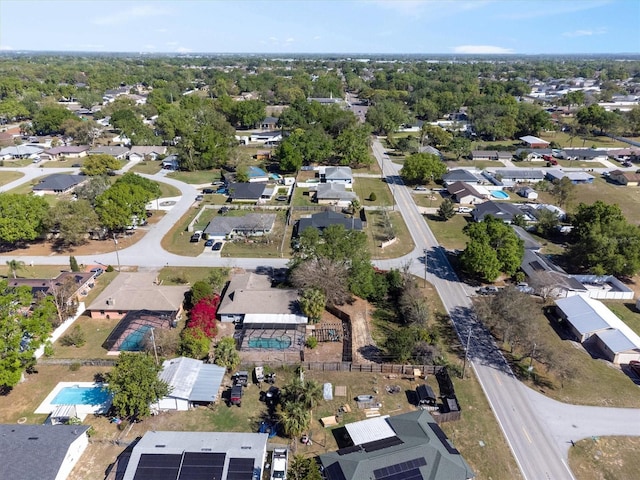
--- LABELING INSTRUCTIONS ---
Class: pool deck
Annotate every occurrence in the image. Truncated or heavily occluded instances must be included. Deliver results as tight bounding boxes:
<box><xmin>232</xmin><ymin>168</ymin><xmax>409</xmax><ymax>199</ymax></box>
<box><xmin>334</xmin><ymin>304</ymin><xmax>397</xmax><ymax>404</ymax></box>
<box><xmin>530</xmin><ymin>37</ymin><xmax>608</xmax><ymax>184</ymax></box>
<box><xmin>35</xmin><ymin>381</ymin><xmax>112</xmax><ymax>419</ymax></box>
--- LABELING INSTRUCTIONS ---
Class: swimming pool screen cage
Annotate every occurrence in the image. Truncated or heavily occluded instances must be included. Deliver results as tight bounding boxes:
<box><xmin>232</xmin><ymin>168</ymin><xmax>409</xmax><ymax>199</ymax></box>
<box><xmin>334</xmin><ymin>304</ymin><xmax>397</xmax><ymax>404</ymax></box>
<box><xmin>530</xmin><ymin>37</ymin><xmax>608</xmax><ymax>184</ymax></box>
<box><xmin>237</xmin><ymin>323</ymin><xmax>306</xmax><ymax>351</ymax></box>
<box><xmin>102</xmin><ymin>309</ymin><xmax>177</xmax><ymax>352</ymax></box>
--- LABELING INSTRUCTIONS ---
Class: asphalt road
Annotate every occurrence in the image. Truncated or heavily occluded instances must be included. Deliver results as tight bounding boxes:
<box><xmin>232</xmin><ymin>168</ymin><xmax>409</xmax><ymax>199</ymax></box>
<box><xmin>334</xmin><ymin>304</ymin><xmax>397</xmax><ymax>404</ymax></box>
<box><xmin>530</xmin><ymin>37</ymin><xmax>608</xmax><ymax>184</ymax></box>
<box><xmin>370</xmin><ymin>138</ymin><xmax>575</xmax><ymax>480</ymax></box>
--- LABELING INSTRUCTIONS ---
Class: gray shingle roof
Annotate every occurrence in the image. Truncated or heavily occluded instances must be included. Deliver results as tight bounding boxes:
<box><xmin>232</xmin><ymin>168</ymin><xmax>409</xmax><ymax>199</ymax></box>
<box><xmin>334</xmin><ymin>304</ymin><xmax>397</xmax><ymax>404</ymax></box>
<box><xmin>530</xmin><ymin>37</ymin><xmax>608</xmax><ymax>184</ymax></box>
<box><xmin>204</xmin><ymin>213</ymin><xmax>276</xmax><ymax>237</ymax></box>
<box><xmin>33</xmin><ymin>174</ymin><xmax>86</xmax><ymax>192</ymax></box>
<box><xmin>442</xmin><ymin>169</ymin><xmax>481</xmax><ymax>183</ymax></box>
<box><xmin>315</xmin><ymin>183</ymin><xmax>357</xmax><ymax>201</ymax></box>
<box><xmin>296</xmin><ymin>211</ymin><xmax>363</xmax><ymax>235</ymax></box>
<box><xmin>228</xmin><ymin>182</ymin><xmax>266</xmax><ymax>200</ymax></box>
<box><xmin>0</xmin><ymin>424</ymin><xmax>89</xmax><ymax>480</ymax></box>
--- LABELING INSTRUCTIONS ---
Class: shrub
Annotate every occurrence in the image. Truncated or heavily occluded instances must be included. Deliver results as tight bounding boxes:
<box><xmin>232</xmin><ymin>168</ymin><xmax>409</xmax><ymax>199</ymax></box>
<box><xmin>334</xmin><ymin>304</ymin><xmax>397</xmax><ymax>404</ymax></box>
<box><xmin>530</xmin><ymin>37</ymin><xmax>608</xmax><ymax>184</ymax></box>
<box><xmin>43</xmin><ymin>342</ymin><xmax>54</xmax><ymax>357</ymax></box>
<box><xmin>369</xmin><ymin>192</ymin><xmax>377</xmax><ymax>201</ymax></box>
<box><xmin>305</xmin><ymin>336</ymin><xmax>318</xmax><ymax>349</ymax></box>
<box><xmin>60</xmin><ymin>325</ymin><xmax>86</xmax><ymax>347</ymax></box>
<box><xmin>106</xmin><ymin>265</ymin><xmax>115</xmax><ymax>272</ymax></box>
<box><xmin>188</xmin><ymin>295</ymin><xmax>220</xmax><ymax>338</ymax></box>
<box><xmin>69</xmin><ymin>362</ymin><xmax>81</xmax><ymax>371</ymax></box>
<box><xmin>179</xmin><ymin>327</ymin><xmax>211</xmax><ymax>359</ymax></box>
<box><xmin>69</xmin><ymin>256</ymin><xmax>79</xmax><ymax>272</ymax></box>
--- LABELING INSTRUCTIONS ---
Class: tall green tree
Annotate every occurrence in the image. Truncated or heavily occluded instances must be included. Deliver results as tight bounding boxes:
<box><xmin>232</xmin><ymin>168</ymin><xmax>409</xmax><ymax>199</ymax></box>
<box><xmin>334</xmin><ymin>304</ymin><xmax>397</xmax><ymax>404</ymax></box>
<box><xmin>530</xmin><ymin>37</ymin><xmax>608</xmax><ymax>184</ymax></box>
<box><xmin>437</xmin><ymin>198</ymin><xmax>455</xmax><ymax>220</ymax></box>
<box><xmin>334</xmin><ymin>125</ymin><xmax>372</xmax><ymax>167</ymax></box>
<box><xmin>550</xmin><ymin>177</ymin><xmax>576</xmax><ymax>208</ymax></box>
<box><xmin>0</xmin><ymin>194</ymin><xmax>49</xmax><ymax>244</ymax></box>
<box><xmin>6</xmin><ymin>259</ymin><xmax>25</xmax><ymax>279</ymax></box>
<box><xmin>299</xmin><ymin>288</ymin><xmax>326</xmax><ymax>323</ymax></box>
<box><xmin>212</xmin><ymin>337</ymin><xmax>240</xmax><ymax>371</ymax></box>
<box><xmin>400</xmin><ymin>153</ymin><xmax>447</xmax><ymax>185</ymax></box>
<box><xmin>82</xmin><ymin>154</ymin><xmax>121</xmax><ymax>176</ymax></box>
<box><xmin>47</xmin><ymin>199</ymin><xmax>100</xmax><ymax>247</ymax></box>
<box><xmin>95</xmin><ymin>183</ymin><xmax>154</xmax><ymax>231</ymax></box>
<box><xmin>365</xmin><ymin>99</ymin><xmax>408</xmax><ymax>135</ymax></box>
<box><xmin>32</xmin><ymin>105</ymin><xmax>77</xmax><ymax>135</ymax></box>
<box><xmin>106</xmin><ymin>352</ymin><xmax>170</xmax><ymax>420</ymax></box>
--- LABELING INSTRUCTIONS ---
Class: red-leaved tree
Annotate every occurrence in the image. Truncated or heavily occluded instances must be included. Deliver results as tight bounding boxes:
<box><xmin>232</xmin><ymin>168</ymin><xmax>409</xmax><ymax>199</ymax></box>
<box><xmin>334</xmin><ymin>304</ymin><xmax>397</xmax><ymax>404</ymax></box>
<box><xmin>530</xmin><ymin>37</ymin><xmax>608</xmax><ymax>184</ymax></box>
<box><xmin>187</xmin><ymin>295</ymin><xmax>220</xmax><ymax>338</ymax></box>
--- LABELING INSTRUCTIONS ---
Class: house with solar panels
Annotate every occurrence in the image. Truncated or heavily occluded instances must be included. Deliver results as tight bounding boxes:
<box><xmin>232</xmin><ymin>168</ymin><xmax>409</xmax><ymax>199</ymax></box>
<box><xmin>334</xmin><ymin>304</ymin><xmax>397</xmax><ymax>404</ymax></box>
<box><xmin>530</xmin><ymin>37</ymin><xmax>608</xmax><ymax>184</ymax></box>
<box><xmin>319</xmin><ymin>410</ymin><xmax>474</xmax><ymax>480</ymax></box>
<box><xmin>121</xmin><ymin>430</ymin><xmax>267</xmax><ymax>480</ymax></box>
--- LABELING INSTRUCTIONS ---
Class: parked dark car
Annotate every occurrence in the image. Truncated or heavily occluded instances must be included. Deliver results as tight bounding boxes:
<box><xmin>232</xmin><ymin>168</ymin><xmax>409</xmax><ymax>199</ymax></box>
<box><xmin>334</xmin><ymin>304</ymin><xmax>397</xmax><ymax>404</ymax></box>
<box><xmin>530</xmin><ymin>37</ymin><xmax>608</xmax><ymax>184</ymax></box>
<box><xmin>195</xmin><ymin>194</ymin><xmax>204</xmax><ymax>201</ymax></box>
<box><xmin>204</xmin><ymin>239</ymin><xmax>214</xmax><ymax>247</ymax></box>
<box><xmin>232</xmin><ymin>371</ymin><xmax>249</xmax><ymax>387</ymax></box>
<box><xmin>476</xmin><ymin>286</ymin><xmax>499</xmax><ymax>296</ymax></box>
<box><xmin>72</xmin><ymin>163</ymin><xmax>82</xmax><ymax>168</ymax></box>
<box><xmin>190</xmin><ymin>233</ymin><xmax>201</xmax><ymax>243</ymax></box>
<box><xmin>219</xmin><ymin>206</ymin><xmax>229</xmax><ymax>215</ymax></box>
<box><xmin>212</xmin><ymin>242</ymin><xmax>223</xmax><ymax>251</ymax></box>
<box><xmin>90</xmin><ymin>267</ymin><xmax>104</xmax><ymax>277</ymax></box>
<box><xmin>229</xmin><ymin>385</ymin><xmax>243</xmax><ymax>407</ymax></box>
<box><xmin>629</xmin><ymin>360</ymin><xmax>640</xmax><ymax>377</ymax></box>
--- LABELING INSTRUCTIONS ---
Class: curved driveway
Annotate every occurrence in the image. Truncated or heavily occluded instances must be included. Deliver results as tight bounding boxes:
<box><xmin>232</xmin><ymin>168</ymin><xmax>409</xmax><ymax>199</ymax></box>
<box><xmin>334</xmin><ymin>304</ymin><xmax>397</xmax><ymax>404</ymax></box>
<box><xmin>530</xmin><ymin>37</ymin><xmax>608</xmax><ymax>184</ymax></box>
<box><xmin>2</xmin><ymin>150</ymin><xmax>640</xmax><ymax>478</ymax></box>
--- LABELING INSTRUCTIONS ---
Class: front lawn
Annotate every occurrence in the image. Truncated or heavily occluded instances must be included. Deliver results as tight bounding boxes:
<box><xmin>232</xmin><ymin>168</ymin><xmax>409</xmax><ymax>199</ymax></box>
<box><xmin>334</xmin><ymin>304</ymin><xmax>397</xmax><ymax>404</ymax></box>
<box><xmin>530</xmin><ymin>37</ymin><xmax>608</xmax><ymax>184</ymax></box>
<box><xmin>353</xmin><ymin>177</ymin><xmax>393</xmax><ymax>206</ymax></box>
<box><xmin>365</xmin><ymin>210</ymin><xmax>415</xmax><ymax>259</ymax></box>
<box><xmin>130</xmin><ymin>161</ymin><xmax>163</xmax><ymax>175</ymax></box>
<box><xmin>539</xmin><ymin>131</ymin><xmax>629</xmax><ymax>148</ymax></box>
<box><xmin>425</xmin><ymin>213</ymin><xmax>470</xmax><ymax>251</ymax></box>
<box><xmin>0</xmin><ymin>170</ymin><xmax>24</xmax><ymax>186</ymax></box>
<box><xmin>167</xmin><ymin>170</ymin><xmax>222</xmax><ymax>184</ymax></box>
<box><xmin>158</xmin><ymin>266</ymin><xmax>230</xmax><ymax>286</ymax></box>
<box><xmin>50</xmin><ymin>315</ymin><xmax>115</xmax><ymax>359</ymax></box>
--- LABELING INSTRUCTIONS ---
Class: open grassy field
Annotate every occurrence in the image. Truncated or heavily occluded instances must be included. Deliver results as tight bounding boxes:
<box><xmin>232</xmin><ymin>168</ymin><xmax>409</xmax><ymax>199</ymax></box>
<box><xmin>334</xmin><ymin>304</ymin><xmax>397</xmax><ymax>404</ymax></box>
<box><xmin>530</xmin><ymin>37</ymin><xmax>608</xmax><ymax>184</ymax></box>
<box><xmin>0</xmin><ymin>170</ymin><xmax>23</xmax><ymax>186</ymax></box>
<box><xmin>1</xmin><ymin>158</ymin><xmax>32</xmax><ymax>167</ymax></box>
<box><xmin>0</xmin><ymin>264</ymin><xmax>68</xmax><ymax>279</ymax></box>
<box><xmin>555</xmin><ymin>159</ymin><xmax>607</xmax><ymax>169</ymax></box>
<box><xmin>413</xmin><ymin>190</ymin><xmax>445</xmax><ymax>209</ymax></box>
<box><xmin>156</xmin><ymin>181</ymin><xmax>181</xmax><ymax>198</ymax></box>
<box><xmin>539</xmin><ymin>131</ymin><xmax>630</xmax><ymax>148</ymax></box>
<box><xmin>157</xmin><ymin>266</ymin><xmax>230</xmax><ymax>286</ymax></box>
<box><xmin>535</xmin><ymin>177</ymin><xmax>640</xmax><ymax>223</ymax></box>
<box><xmin>6</xmin><ymin>174</ymin><xmax>53</xmax><ymax>194</ymax></box>
<box><xmin>352</xmin><ymin>176</ymin><xmax>393</xmax><ymax>206</ymax></box>
<box><xmin>167</xmin><ymin>170</ymin><xmax>221</xmax><ymax>184</ymax></box>
<box><xmin>569</xmin><ymin>436</ymin><xmax>640</xmax><ymax>480</ymax></box>
<box><xmin>365</xmin><ymin>210</ymin><xmax>415</xmax><ymax>260</ymax></box>
<box><xmin>130</xmin><ymin>160</ymin><xmax>163</xmax><ymax>175</ymax></box>
<box><xmin>425</xmin><ymin>213</ymin><xmax>471</xmax><ymax>251</ymax></box>
<box><xmin>161</xmin><ymin>205</ymin><xmax>215</xmax><ymax>257</ymax></box>
<box><xmin>604</xmin><ymin>300</ymin><xmax>640</xmax><ymax>336</ymax></box>
<box><xmin>444</xmin><ymin>159</ymin><xmax>502</xmax><ymax>169</ymax></box>
<box><xmin>42</xmin><ymin>158</ymin><xmax>85</xmax><ymax>168</ymax></box>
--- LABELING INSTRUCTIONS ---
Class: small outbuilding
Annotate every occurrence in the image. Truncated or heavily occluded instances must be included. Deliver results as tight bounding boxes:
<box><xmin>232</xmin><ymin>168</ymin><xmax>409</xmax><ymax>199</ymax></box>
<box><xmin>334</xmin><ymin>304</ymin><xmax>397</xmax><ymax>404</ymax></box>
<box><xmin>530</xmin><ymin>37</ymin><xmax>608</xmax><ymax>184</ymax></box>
<box><xmin>517</xmin><ymin>186</ymin><xmax>538</xmax><ymax>200</ymax></box>
<box><xmin>520</xmin><ymin>135</ymin><xmax>550</xmax><ymax>149</ymax></box>
<box><xmin>155</xmin><ymin>357</ymin><xmax>226</xmax><ymax>410</ymax></box>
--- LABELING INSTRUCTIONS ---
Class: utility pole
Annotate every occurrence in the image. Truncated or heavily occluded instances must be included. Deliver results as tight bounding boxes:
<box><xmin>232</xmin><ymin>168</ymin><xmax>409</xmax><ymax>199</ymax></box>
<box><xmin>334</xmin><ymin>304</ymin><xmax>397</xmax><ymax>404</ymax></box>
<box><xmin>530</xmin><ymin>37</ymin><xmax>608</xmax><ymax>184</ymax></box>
<box><xmin>461</xmin><ymin>327</ymin><xmax>472</xmax><ymax>379</ymax></box>
<box><xmin>112</xmin><ymin>233</ymin><xmax>121</xmax><ymax>272</ymax></box>
<box><xmin>423</xmin><ymin>248</ymin><xmax>428</xmax><ymax>288</ymax></box>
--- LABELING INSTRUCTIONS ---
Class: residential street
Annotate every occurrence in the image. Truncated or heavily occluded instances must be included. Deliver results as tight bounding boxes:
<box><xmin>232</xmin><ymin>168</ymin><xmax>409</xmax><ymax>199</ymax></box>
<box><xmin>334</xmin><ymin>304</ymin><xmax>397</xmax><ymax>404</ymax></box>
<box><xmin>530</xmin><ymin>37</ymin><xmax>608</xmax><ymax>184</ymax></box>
<box><xmin>2</xmin><ymin>149</ymin><xmax>640</xmax><ymax>480</ymax></box>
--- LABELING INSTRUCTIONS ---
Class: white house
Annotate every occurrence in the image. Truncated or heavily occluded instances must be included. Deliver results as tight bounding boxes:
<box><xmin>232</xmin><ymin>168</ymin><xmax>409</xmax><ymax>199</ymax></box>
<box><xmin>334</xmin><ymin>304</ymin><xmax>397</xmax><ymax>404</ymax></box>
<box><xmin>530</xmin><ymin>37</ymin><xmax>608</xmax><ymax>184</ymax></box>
<box><xmin>517</xmin><ymin>186</ymin><xmax>538</xmax><ymax>200</ymax></box>
<box><xmin>128</xmin><ymin>146</ymin><xmax>167</xmax><ymax>162</ymax></box>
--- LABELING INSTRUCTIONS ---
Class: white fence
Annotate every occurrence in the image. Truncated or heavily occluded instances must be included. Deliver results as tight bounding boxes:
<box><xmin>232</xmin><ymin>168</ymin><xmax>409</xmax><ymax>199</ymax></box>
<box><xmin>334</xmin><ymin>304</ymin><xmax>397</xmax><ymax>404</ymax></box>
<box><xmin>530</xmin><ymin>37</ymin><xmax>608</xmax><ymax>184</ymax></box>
<box><xmin>34</xmin><ymin>302</ymin><xmax>86</xmax><ymax>359</ymax></box>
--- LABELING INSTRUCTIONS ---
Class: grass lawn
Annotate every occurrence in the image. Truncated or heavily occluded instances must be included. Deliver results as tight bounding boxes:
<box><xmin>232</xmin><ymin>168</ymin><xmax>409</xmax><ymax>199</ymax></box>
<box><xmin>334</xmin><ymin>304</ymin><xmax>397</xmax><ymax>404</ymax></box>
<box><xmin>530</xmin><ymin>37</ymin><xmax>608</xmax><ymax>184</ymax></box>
<box><xmin>352</xmin><ymin>158</ymin><xmax>381</xmax><ymax>175</ymax></box>
<box><xmin>158</xmin><ymin>266</ymin><xmax>230</xmax><ymax>286</ymax></box>
<box><xmin>291</xmin><ymin>185</ymin><xmax>316</xmax><ymax>206</ymax></box>
<box><xmin>555</xmin><ymin>159</ymin><xmax>607</xmax><ymax>169</ymax></box>
<box><xmin>167</xmin><ymin>170</ymin><xmax>221</xmax><ymax>184</ymax></box>
<box><xmin>603</xmin><ymin>300</ymin><xmax>640</xmax><ymax>336</ymax></box>
<box><xmin>353</xmin><ymin>177</ymin><xmax>393</xmax><ymax>206</ymax></box>
<box><xmin>0</xmin><ymin>264</ymin><xmax>68</xmax><ymax>279</ymax></box>
<box><xmin>50</xmin><ymin>315</ymin><xmax>115</xmax><ymax>359</ymax></box>
<box><xmin>6</xmin><ymin>174</ymin><xmax>53</xmax><ymax>194</ymax></box>
<box><xmin>444</xmin><ymin>160</ymin><xmax>501</xmax><ymax>170</ymax></box>
<box><xmin>161</xmin><ymin>205</ymin><xmax>213</xmax><ymax>257</ymax></box>
<box><xmin>42</xmin><ymin>158</ymin><xmax>85</xmax><ymax>168</ymax></box>
<box><xmin>569</xmin><ymin>436</ymin><xmax>640</xmax><ymax>480</ymax></box>
<box><xmin>536</xmin><ymin>177</ymin><xmax>640</xmax><ymax>223</ymax></box>
<box><xmin>0</xmin><ymin>170</ymin><xmax>23</xmax><ymax>186</ymax></box>
<box><xmin>156</xmin><ymin>180</ymin><xmax>181</xmax><ymax>198</ymax></box>
<box><xmin>366</xmin><ymin>210</ymin><xmax>415</xmax><ymax>260</ymax></box>
<box><xmin>539</xmin><ymin>131</ymin><xmax>630</xmax><ymax>148</ymax></box>
<box><xmin>412</xmin><ymin>191</ymin><xmax>444</xmax><ymax>209</ymax></box>
<box><xmin>425</xmin><ymin>213</ymin><xmax>470</xmax><ymax>251</ymax></box>
<box><xmin>130</xmin><ymin>161</ymin><xmax>163</xmax><ymax>175</ymax></box>
<box><xmin>1</xmin><ymin>158</ymin><xmax>32</xmax><ymax>167</ymax></box>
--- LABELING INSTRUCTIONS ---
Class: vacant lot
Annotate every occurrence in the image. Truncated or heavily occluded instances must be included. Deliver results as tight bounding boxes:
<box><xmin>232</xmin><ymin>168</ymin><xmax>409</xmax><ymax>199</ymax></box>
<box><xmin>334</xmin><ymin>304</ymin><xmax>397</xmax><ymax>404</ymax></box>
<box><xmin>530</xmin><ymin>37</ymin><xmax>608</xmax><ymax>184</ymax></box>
<box><xmin>425</xmin><ymin>213</ymin><xmax>470</xmax><ymax>251</ymax></box>
<box><xmin>539</xmin><ymin>131</ymin><xmax>629</xmax><ymax>148</ymax></box>
<box><xmin>0</xmin><ymin>170</ymin><xmax>23</xmax><ymax>186</ymax></box>
<box><xmin>129</xmin><ymin>161</ymin><xmax>163</xmax><ymax>175</ymax></box>
<box><xmin>365</xmin><ymin>210</ymin><xmax>415</xmax><ymax>259</ymax></box>
<box><xmin>569</xmin><ymin>436</ymin><xmax>640</xmax><ymax>480</ymax></box>
<box><xmin>352</xmin><ymin>177</ymin><xmax>393</xmax><ymax>206</ymax></box>
<box><xmin>167</xmin><ymin>170</ymin><xmax>221</xmax><ymax>184</ymax></box>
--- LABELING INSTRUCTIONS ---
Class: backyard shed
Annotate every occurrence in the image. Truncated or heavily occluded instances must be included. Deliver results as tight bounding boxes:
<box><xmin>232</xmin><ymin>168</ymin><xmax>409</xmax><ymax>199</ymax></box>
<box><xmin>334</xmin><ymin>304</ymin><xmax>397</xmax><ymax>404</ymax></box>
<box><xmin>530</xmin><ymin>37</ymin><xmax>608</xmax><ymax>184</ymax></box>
<box><xmin>155</xmin><ymin>357</ymin><xmax>226</xmax><ymax>410</ymax></box>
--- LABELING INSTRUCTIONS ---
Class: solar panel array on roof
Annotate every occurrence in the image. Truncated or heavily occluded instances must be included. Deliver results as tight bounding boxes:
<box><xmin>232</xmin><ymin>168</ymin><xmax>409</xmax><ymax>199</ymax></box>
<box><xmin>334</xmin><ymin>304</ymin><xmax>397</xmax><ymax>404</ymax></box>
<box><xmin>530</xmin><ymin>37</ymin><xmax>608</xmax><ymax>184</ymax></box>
<box><xmin>336</xmin><ymin>445</ymin><xmax>361</xmax><ymax>456</ymax></box>
<box><xmin>177</xmin><ymin>452</ymin><xmax>225</xmax><ymax>480</ymax></box>
<box><xmin>373</xmin><ymin>457</ymin><xmax>427</xmax><ymax>480</ymax></box>
<box><xmin>361</xmin><ymin>435</ymin><xmax>404</xmax><ymax>452</ymax></box>
<box><xmin>324</xmin><ymin>462</ymin><xmax>348</xmax><ymax>480</ymax></box>
<box><xmin>227</xmin><ymin>457</ymin><xmax>254</xmax><ymax>480</ymax></box>
<box><xmin>133</xmin><ymin>454</ymin><xmax>182</xmax><ymax>480</ymax></box>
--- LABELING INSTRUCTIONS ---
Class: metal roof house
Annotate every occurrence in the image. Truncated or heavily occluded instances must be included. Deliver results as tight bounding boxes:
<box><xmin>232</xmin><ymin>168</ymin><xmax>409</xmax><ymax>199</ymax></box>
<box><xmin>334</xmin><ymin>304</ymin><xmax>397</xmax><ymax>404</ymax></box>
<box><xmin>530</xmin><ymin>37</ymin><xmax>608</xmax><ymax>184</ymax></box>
<box><xmin>519</xmin><ymin>135</ymin><xmax>550</xmax><ymax>148</ymax></box>
<box><xmin>319</xmin><ymin>410</ymin><xmax>474</xmax><ymax>480</ymax></box>
<box><xmin>555</xmin><ymin>295</ymin><xmax>640</xmax><ymax>364</ymax></box>
<box><xmin>545</xmin><ymin>169</ymin><xmax>594</xmax><ymax>184</ymax></box>
<box><xmin>228</xmin><ymin>182</ymin><xmax>268</xmax><ymax>203</ymax></box>
<box><xmin>87</xmin><ymin>145</ymin><xmax>129</xmax><ymax>159</ymax></box>
<box><xmin>0</xmin><ymin>424</ymin><xmax>89</xmax><ymax>480</ymax></box>
<box><xmin>154</xmin><ymin>357</ymin><xmax>226</xmax><ymax>411</ymax></box>
<box><xmin>121</xmin><ymin>430</ymin><xmax>268</xmax><ymax>480</ymax></box>
<box><xmin>442</xmin><ymin>169</ymin><xmax>482</xmax><ymax>186</ymax></box>
<box><xmin>320</xmin><ymin>166</ymin><xmax>354</xmax><ymax>185</ymax></box>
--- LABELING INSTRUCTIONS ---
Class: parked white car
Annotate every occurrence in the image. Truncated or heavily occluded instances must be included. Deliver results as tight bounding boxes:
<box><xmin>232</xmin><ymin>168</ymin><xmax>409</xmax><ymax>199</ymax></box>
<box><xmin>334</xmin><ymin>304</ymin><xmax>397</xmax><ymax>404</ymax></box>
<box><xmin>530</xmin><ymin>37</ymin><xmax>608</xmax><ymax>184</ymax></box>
<box><xmin>457</xmin><ymin>207</ymin><xmax>473</xmax><ymax>213</ymax></box>
<box><xmin>270</xmin><ymin>448</ymin><xmax>288</xmax><ymax>480</ymax></box>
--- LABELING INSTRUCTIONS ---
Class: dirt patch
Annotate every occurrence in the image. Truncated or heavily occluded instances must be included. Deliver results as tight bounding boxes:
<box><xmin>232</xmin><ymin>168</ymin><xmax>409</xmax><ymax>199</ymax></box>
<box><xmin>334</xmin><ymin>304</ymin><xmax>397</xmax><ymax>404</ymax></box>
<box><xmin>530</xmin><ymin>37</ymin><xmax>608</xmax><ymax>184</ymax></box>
<box><xmin>333</xmin><ymin>298</ymin><xmax>380</xmax><ymax>364</ymax></box>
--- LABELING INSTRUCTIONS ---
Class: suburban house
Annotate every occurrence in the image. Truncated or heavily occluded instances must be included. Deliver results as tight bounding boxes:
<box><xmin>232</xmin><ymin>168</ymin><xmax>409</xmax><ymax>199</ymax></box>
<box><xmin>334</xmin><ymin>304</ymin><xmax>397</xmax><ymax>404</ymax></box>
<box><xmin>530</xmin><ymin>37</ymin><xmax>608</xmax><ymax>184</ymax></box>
<box><xmin>249</xmin><ymin>130</ymin><xmax>282</xmax><ymax>144</ymax></box>
<box><xmin>8</xmin><ymin>271</ymin><xmax>95</xmax><ymax>303</ymax></box>
<box><xmin>545</xmin><ymin>169</ymin><xmax>594</xmax><ymax>184</ymax></box>
<box><xmin>442</xmin><ymin>169</ymin><xmax>482</xmax><ymax>186</ymax></box>
<box><xmin>295</xmin><ymin>210</ymin><xmax>363</xmax><ymax>236</ymax></box>
<box><xmin>320</xmin><ymin>166</ymin><xmax>354</xmax><ymax>186</ymax></box>
<box><xmin>41</xmin><ymin>145</ymin><xmax>89</xmax><ymax>160</ymax></box>
<box><xmin>32</xmin><ymin>174</ymin><xmax>87</xmax><ymax>195</ymax></box>
<box><xmin>246</xmin><ymin>166</ymin><xmax>270</xmax><ymax>182</ymax></box>
<box><xmin>562</xmin><ymin>148</ymin><xmax>608</xmax><ymax>161</ymax></box>
<box><xmin>120</xmin><ymin>430</ymin><xmax>268</xmax><ymax>480</ymax></box>
<box><xmin>608</xmin><ymin>148</ymin><xmax>640</xmax><ymax>161</ymax></box>
<box><xmin>87</xmin><ymin>272</ymin><xmax>188</xmax><ymax>320</ymax></box>
<box><xmin>0</xmin><ymin>424</ymin><xmax>89</xmax><ymax>480</ymax></box>
<box><xmin>319</xmin><ymin>411</ymin><xmax>474</xmax><ymax>480</ymax></box>
<box><xmin>520</xmin><ymin>135</ymin><xmax>550</xmax><ymax>148</ymax></box>
<box><xmin>446</xmin><ymin>181</ymin><xmax>488</xmax><ymax>204</ymax></box>
<box><xmin>203</xmin><ymin>213</ymin><xmax>277</xmax><ymax>240</ymax></box>
<box><xmin>486</xmin><ymin>168</ymin><xmax>546</xmax><ymax>184</ymax></box>
<box><xmin>470</xmin><ymin>150</ymin><xmax>500</xmax><ymax>161</ymax></box>
<box><xmin>471</xmin><ymin>201</ymin><xmax>532</xmax><ymax>223</ymax></box>
<box><xmin>154</xmin><ymin>357</ymin><xmax>226</xmax><ymax>411</ymax></box>
<box><xmin>314</xmin><ymin>183</ymin><xmax>358</xmax><ymax>206</ymax></box>
<box><xmin>555</xmin><ymin>294</ymin><xmax>640</xmax><ymax>364</ymax></box>
<box><xmin>517</xmin><ymin>186</ymin><xmax>539</xmax><ymax>200</ymax></box>
<box><xmin>127</xmin><ymin>146</ymin><xmax>167</xmax><ymax>162</ymax></box>
<box><xmin>0</xmin><ymin>144</ymin><xmax>44</xmax><ymax>160</ymax></box>
<box><xmin>418</xmin><ymin>144</ymin><xmax>444</xmax><ymax>159</ymax></box>
<box><xmin>227</xmin><ymin>182</ymin><xmax>268</xmax><ymax>203</ymax></box>
<box><xmin>609</xmin><ymin>169</ymin><xmax>640</xmax><ymax>186</ymax></box>
<box><xmin>87</xmin><ymin>145</ymin><xmax>129</xmax><ymax>159</ymax></box>
<box><xmin>218</xmin><ymin>272</ymin><xmax>307</xmax><ymax>325</ymax></box>
<box><xmin>259</xmin><ymin>116</ymin><xmax>279</xmax><ymax>130</ymax></box>
<box><xmin>162</xmin><ymin>154</ymin><xmax>180</xmax><ymax>170</ymax></box>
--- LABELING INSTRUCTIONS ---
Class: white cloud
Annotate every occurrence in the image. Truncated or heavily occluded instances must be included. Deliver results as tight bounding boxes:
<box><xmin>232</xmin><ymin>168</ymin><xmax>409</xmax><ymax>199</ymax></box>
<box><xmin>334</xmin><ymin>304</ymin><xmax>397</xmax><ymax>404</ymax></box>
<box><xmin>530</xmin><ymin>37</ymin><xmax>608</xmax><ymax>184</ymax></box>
<box><xmin>93</xmin><ymin>5</ymin><xmax>170</xmax><ymax>26</ymax></box>
<box><xmin>563</xmin><ymin>27</ymin><xmax>607</xmax><ymax>38</ymax></box>
<box><xmin>0</xmin><ymin>45</ymin><xmax>13</xmax><ymax>51</ymax></box>
<box><xmin>156</xmin><ymin>28</ymin><xmax>169</xmax><ymax>33</ymax></box>
<box><xmin>453</xmin><ymin>45</ymin><xmax>514</xmax><ymax>54</ymax></box>
<box><xmin>175</xmin><ymin>47</ymin><xmax>192</xmax><ymax>53</ymax></box>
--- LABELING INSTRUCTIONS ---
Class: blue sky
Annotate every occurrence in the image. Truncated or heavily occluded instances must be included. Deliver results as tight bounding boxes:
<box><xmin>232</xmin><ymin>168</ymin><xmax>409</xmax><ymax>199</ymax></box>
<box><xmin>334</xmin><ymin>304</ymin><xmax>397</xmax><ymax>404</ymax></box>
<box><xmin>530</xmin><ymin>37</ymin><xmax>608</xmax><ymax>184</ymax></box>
<box><xmin>1</xmin><ymin>0</ymin><xmax>638</xmax><ymax>54</ymax></box>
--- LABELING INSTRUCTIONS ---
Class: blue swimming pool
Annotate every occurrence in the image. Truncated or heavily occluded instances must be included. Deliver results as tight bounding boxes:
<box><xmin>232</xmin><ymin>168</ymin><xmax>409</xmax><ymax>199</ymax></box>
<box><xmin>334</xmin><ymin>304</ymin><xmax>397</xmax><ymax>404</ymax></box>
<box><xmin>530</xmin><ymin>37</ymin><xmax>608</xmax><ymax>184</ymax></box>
<box><xmin>248</xmin><ymin>336</ymin><xmax>292</xmax><ymax>350</ymax></box>
<box><xmin>52</xmin><ymin>386</ymin><xmax>112</xmax><ymax>405</ymax></box>
<box><xmin>120</xmin><ymin>325</ymin><xmax>152</xmax><ymax>351</ymax></box>
<box><xmin>491</xmin><ymin>190</ymin><xmax>509</xmax><ymax>199</ymax></box>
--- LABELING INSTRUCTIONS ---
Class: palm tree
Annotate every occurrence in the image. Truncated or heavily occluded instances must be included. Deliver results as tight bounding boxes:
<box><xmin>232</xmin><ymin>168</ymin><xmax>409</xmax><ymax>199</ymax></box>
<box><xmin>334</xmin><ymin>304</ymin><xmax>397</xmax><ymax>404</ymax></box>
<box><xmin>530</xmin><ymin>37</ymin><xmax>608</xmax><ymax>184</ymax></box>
<box><xmin>278</xmin><ymin>402</ymin><xmax>311</xmax><ymax>453</ymax></box>
<box><xmin>6</xmin><ymin>259</ymin><xmax>25</xmax><ymax>279</ymax></box>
